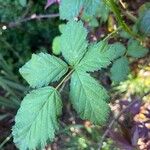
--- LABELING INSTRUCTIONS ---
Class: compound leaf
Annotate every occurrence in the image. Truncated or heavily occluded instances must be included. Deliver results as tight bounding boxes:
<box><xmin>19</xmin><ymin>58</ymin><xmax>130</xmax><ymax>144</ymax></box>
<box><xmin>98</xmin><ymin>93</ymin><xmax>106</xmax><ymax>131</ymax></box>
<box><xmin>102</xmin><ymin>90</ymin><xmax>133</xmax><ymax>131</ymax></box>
<box><xmin>12</xmin><ymin>87</ymin><xmax>62</xmax><ymax>150</ymax></box>
<box><xmin>70</xmin><ymin>70</ymin><xmax>110</xmax><ymax>125</ymax></box>
<box><xmin>127</xmin><ymin>39</ymin><xmax>149</xmax><ymax>58</ymax></box>
<box><xmin>19</xmin><ymin>53</ymin><xmax>68</xmax><ymax>88</ymax></box>
<box><xmin>110</xmin><ymin>57</ymin><xmax>130</xmax><ymax>82</ymax></box>
<box><xmin>77</xmin><ymin>41</ymin><xmax>126</xmax><ymax>72</ymax></box>
<box><xmin>60</xmin><ymin>20</ymin><xmax>88</xmax><ymax>66</ymax></box>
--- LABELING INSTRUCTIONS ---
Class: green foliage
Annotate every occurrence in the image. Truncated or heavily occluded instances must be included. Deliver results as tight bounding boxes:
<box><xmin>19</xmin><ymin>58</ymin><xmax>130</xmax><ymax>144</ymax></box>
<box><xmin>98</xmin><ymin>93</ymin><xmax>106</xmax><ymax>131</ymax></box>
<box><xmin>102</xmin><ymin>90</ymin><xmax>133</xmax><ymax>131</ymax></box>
<box><xmin>59</xmin><ymin>0</ymin><xmax>109</xmax><ymax>22</ymax></box>
<box><xmin>18</xmin><ymin>0</ymin><xmax>27</xmax><ymax>7</ymax></box>
<box><xmin>19</xmin><ymin>53</ymin><xmax>68</xmax><ymax>88</ymax></box>
<box><xmin>58</xmin><ymin>24</ymin><xmax>66</xmax><ymax>33</ymax></box>
<box><xmin>60</xmin><ymin>20</ymin><xmax>88</xmax><ymax>66</ymax></box>
<box><xmin>12</xmin><ymin>87</ymin><xmax>62</xmax><ymax>150</ymax></box>
<box><xmin>59</xmin><ymin>0</ymin><xmax>83</xmax><ymax>20</ymax></box>
<box><xmin>7</xmin><ymin>0</ymin><xmax>149</xmax><ymax>149</ymax></box>
<box><xmin>127</xmin><ymin>39</ymin><xmax>149</xmax><ymax>58</ymax></box>
<box><xmin>0</xmin><ymin>1</ymin><xmax>23</xmax><ymax>22</ymax></box>
<box><xmin>70</xmin><ymin>70</ymin><xmax>110</xmax><ymax>124</ymax></box>
<box><xmin>110</xmin><ymin>57</ymin><xmax>130</xmax><ymax>82</ymax></box>
<box><xmin>80</xmin><ymin>0</ymin><xmax>103</xmax><ymax>21</ymax></box>
<box><xmin>136</xmin><ymin>2</ymin><xmax>150</xmax><ymax>36</ymax></box>
<box><xmin>88</xmin><ymin>18</ymin><xmax>99</xmax><ymax>27</ymax></box>
<box><xmin>77</xmin><ymin>41</ymin><xmax>126</xmax><ymax>72</ymax></box>
<box><xmin>13</xmin><ymin>20</ymin><xmax>113</xmax><ymax>149</ymax></box>
<box><xmin>104</xmin><ymin>0</ymin><xmax>133</xmax><ymax>36</ymax></box>
<box><xmin>52</xmin><ymin>36</ymin><xmax>61</xmax><ymax>55</ymax></box>
<box><xmin>96</xmin><ymin>0</ymin><xmax>110</xmax><ymax>22</ymax></box>
<box><xmin>139</xmin><ymin>10</ymin><xmax>150</xmax><ymax>36</ymax></box>
<box><xmin>60</xmin><ymin>0</ymin><xmax>99</xmax><ymax>20</ymax></box>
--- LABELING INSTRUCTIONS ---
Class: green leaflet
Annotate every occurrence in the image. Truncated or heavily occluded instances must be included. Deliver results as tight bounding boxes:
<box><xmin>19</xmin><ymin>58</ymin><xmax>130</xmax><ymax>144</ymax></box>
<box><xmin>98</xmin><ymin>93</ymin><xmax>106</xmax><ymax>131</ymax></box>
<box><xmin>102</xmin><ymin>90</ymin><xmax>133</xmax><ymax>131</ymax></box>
<box><xmin>59</xmin><ymin>0</ymin><xmax>100</xmax><ymax>21</ymax></box>
<box><xmin>60</xmin><ymin>0</ymin><xmax>83</xmax><ymax>20</ymax></box>
<box><xmin>19</xmin><ymin>0</ymin><xmax>27</xmax><ymax>7</ymax></box>
<box><xmin>60</xmin><ymin>20</ymin><xmax>88</xmax><ymax>66</ymax></box>
<box><xmin>96</xmin><ymin>0</ymin><xmax>110</xmax><ymax>22</ymax></box>
<box><xmin>77</xmin><ymin>41</ymin><xmax>126</xmax><ymax>72</ymax></box>
<box><xmin>81</xmin><ymin>0</ymin><xmax>101</xmax><ymax>21</ymax></box>
<box><xmin>70</xmin><ymin>70</ymin><xmax>110</xmax><ymax>125</ymax></box>
<box><xmin>139</xmin><ymin>10</ymin><xmax>150</xmax><ymax>36</ymax></box>
<box><xmin>110</xmin><ymin>57</ymin><xmax>130</xmax><ymax>82</ymax></box>
<box><xmin>127</xmin><ymin>39</ymin><xmax>149</xmax><ymax>58</ymax></box>
<box><xmin>108</xmin><ymin>42</ymin><xmax>126</xmax><ymax>60</ymax></box>
<box><xmin>52</xmin><ymin>36</ymin><xmax>61</xmax><ymax>55</ymax></box>
<box><xmin>58</xmin><ymin>24</ymin><xmax>66</xmax><ymax>33</ymax></box>
<box><xmin>88</xmin><ymin>18</ymin><xmax>99</xmax><ymax>27</ymax></box>
<box><xmin>19</xmin><ymin>53</ymin><xmax>68</xmax><ymax>88</ymax></box>
<box><xmin>12</xmin><ymin>87</ymin><xmax>62</xmax><ymax>150</ymax></box>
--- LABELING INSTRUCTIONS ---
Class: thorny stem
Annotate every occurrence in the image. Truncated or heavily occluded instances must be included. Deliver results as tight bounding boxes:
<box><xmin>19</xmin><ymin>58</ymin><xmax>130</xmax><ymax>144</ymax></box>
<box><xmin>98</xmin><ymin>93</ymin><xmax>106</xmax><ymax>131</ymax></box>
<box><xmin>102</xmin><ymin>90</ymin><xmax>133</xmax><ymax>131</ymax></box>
<box><xmin>119</xmin><ymin>0</ymin><xmax>137</xmax><ymax>22</ymax></box>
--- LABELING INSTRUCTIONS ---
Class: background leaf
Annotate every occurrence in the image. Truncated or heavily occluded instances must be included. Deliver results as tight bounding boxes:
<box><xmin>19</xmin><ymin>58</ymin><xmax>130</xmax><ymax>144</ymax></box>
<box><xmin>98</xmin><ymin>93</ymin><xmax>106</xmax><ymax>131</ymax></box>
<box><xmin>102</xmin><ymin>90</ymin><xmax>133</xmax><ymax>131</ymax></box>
<box><xmin>19</xmin><ymin>53</ymin><xmax>68</xmax><ymax>88</ymax></box>
<box><xmin>59</xmin><ymin>0</ymin><xmax>83</xmax><ymax>20</ymax></box>
<box><xmin>110</xmin><ymin>57</ymin><xmax>130</xmax><ymax>82</ymax></box>
<box><xmin>59</xmin><ymin>0</ymin><xmax>100</xmax><ymax>20</ymax></box>
<box><xmin>19</xmin><ymin>0</ymin><xmax>27</xmax><ymax>7</ymax></box>
<box><xmin>12</xmin><ymin>87</ymin><xmax>62</xmax><ymax>150</ymax></box>
<box><xmin>139</xmin><ymin>10</ymin><xmax>150</xmax><ymax>36</ymax></box>
<box><xmin>70</xmin><ymin>70</ymin><xmax>110</xmax><ymax>125</ymax></box>
<box><xmin>60</xmin><ymin>20</ymin><xmax>88</xmax><ymax>66</ymax></box>
<box><xmin>127</xmin><ymin>39</ymin><xmax>149</xmax><ymax>58</ymax></box>
<box><xmin>96</xmin><ymin>0</ymin><xmax>110</xmax><ymax>22</ymax></box>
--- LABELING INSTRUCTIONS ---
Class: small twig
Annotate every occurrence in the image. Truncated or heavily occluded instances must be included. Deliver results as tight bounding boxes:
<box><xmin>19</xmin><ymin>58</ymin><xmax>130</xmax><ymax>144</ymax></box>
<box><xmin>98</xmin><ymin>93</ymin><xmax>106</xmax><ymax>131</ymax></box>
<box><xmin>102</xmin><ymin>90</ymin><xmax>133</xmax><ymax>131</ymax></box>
<box><xmin>103</xmin><ymin>26</ymin><xmax>122</xmax><ymax>41</ymax></box>
<box><xmin>119</xmin><ymin>0</ymin><xmax>137</xmax><ymax>23</ymax></box>
<box><xmin>97</xmin><ymin>100</ymin><xmax>137</xmax><ymax>150</ymax></box>
<box><xmin>6</xmin><ymin>13</ymin><xmax>59</xmax><ymax>28</ymax></box>
<box><xmin>0</xmin><ymin>134</ymin><xmax>12</xmax><ymax>149</ymax></box>
<box><xmin>21</xmin><ymin>0</ymin><xmax>33</xmax><ymax>18</ymax></box>
<box><xmin>122</xmin><ymin>11</ymin><xmax>137</xmax><ymax>23</ymax></box>
<box><xmin>97</xmin><ymin>90</ymin><xmax>150</xmax><ymax>150</ymax></box>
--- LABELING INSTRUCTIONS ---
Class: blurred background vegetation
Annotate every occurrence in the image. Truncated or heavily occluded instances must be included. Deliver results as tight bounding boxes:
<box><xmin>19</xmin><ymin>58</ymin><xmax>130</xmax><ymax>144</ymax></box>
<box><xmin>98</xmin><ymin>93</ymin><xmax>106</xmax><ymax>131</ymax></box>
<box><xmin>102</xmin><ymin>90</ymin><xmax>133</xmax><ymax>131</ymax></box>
<box><xmin>0</xmin><ymin>0</ymin><xmax>150</xmax><ymax>150</ymax></box>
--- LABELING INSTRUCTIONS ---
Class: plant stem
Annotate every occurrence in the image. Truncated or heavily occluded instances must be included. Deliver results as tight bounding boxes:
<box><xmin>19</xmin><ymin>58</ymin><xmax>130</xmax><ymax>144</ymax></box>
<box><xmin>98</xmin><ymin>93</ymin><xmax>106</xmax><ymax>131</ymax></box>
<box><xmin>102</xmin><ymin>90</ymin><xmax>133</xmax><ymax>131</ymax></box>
<box><xmin>97</xmin><ymin>100</ymin><xmax>137</xmax><ymax>150</ymax></box>
<box><xmin>104</xmin><ymin>0</ymin><xmax>142</xmax><ymax>42</ymax></box>
<box><xmin>103</xmin><ymin>26</ymin><xmax>122</xmax><ymax>41</ymax></box>
<box><xmin>123</xmin><ymin>11</ymin><xmax>137</xmax><ymax>23</ymax></box>
<box><xmin>4</xmin><ymin>13</ymin><xmax>59</xmax><ymax>28</ymax></box>
<box><xmin>0</xmin><ymin>134</ymin><xmax>12</xmax><ymax>149</ymax></box>
<box><xmin>119</xmin><ymin>0</ymin><xmax>137</xmax><ymax>22</ymax></box>
<box><xmin>56</xmin><ymin>69</ymin><xmax>74</xmax><ymax>90</ymax></box>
